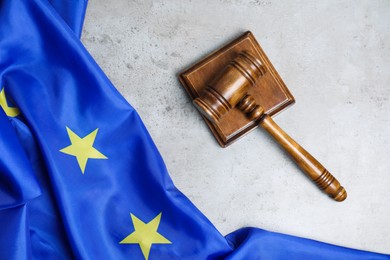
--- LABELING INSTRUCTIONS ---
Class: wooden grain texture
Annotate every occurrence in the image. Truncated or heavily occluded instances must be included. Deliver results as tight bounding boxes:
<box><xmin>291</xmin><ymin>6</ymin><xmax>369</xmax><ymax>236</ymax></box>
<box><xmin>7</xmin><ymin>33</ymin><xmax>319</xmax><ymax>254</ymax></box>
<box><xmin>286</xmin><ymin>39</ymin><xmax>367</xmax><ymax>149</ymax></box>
<box><xmin>239</xmin><ymin>94</ymin><xmax>347</xmax><ymax>201</ymax></box>
<box><xmin>179</xmin><ymin>31</ymin><xmax>294</xmax><ymax>146</ymax></box>
<box><xmin>260</xmin><ymin>115</ymin><xmax>347</xmax><ymax>202</ymax></box>
<box><xmin>179</xmin><ymin>33</ymin><xmax>346</xmax><ymax>201</ymax></box>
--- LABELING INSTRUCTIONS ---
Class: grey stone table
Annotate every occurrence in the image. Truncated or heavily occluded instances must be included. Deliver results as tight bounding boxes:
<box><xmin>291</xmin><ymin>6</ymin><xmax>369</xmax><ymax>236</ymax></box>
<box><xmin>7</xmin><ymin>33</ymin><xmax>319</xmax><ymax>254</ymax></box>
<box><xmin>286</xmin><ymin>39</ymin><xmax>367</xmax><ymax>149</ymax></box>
<box><xmin>81</xmin><ymin>0</ymin><xmax>390</xmax><ymax>254</ymax></box>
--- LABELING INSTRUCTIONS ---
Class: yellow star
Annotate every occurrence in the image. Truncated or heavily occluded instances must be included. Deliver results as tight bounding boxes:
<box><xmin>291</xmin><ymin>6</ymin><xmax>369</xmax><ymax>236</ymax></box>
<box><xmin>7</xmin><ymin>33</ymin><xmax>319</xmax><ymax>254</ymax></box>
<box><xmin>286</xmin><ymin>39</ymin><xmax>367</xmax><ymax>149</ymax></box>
<box><xmin>60</xmin><ymin>127</ymin><xmax>107</xmax><ymax>174</ymax></box>
<box><xmin>120</xmin><ymin>213</ymin><xmax>171</xmax><ymax>260</ymax></box>
<box><xmin>0</xmin><ymin>88</ymin><xmax>20</xmax><ymax>117</ymax></box>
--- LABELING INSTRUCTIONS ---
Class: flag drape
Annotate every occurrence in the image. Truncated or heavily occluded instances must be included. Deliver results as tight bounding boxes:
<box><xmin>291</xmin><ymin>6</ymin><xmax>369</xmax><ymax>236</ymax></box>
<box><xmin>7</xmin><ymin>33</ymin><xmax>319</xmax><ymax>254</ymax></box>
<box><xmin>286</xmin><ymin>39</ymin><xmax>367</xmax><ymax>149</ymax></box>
<box><xmin>0</xmin><ymin>0</ymin><xmax>388</xmax><ymax>259</ymax></box>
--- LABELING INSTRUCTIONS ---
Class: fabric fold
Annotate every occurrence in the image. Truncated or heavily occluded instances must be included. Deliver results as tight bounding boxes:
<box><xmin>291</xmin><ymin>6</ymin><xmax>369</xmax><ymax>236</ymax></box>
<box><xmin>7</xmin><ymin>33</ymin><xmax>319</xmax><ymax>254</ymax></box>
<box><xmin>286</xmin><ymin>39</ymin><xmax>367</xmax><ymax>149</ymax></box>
<box><xmin>0</xmin><ymin>0</ymin><xmax>389</xmax><ymax>259</ymax></box>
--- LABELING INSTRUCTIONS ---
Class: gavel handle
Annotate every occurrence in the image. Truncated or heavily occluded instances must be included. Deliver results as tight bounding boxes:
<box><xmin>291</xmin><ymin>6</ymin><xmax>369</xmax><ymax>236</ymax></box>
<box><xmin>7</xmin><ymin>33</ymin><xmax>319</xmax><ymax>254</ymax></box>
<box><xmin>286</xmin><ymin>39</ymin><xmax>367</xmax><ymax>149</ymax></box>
<box><xmin>259</xmin><ymin>115</ymin><xmax>347</xmax><ymax>201</ymax></box>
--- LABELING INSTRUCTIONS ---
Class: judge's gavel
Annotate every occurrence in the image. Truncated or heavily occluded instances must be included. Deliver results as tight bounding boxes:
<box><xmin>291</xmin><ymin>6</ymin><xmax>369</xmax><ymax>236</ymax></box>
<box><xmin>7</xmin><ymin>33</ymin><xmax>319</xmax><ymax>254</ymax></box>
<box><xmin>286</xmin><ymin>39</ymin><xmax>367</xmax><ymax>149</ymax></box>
<box><xmin>193</xmin><ymin>51</ymin><xmax>347</xmax><ymax>202</ymax></box>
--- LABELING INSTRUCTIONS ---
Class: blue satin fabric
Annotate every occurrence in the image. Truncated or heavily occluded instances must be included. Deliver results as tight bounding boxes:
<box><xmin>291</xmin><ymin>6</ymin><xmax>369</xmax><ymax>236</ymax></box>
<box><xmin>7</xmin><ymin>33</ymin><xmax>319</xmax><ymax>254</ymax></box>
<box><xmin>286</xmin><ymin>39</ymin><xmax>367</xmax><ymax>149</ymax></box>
<box><xmin>0</xmin><ymin>110</ymin><xmax>40</xmax><ymax>259</ymax></box>
<box><xmin>47</xmin><ymin>0</ymin><xmax>88</xmax><ymax>38</ymax></box>
<box><xmin>0</xmin><ymin>0</ymin><xmax>388</xmax><ymax>259</ymax></box>
<box><xmin>0</xmin><ymin>0</ymin><xmax>229</xmax><ymax>258</ymax></box>
<box><xmin>0</xmin><ymin>111</ymin><xmax>40</xmax><ymax>210</ymax></box>
<box><xmin>225</xmin><ymin>228</ymin><xmax>389</xmax><ymax>259</ymax></box>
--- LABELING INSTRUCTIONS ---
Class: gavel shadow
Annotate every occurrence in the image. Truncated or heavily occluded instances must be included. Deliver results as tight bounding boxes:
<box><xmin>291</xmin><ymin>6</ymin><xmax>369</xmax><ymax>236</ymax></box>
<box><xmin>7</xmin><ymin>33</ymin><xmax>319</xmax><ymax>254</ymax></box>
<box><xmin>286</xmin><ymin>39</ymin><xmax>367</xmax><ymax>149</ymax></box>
<box><xmin>178</xmin><ymin>31</ymin><xmax>346</xmax><ymax>202</ymax></box>
<box><xmin>253</xmin><ymin>116</ymin><xmax>335</xmax><ymax>194</ymax></box>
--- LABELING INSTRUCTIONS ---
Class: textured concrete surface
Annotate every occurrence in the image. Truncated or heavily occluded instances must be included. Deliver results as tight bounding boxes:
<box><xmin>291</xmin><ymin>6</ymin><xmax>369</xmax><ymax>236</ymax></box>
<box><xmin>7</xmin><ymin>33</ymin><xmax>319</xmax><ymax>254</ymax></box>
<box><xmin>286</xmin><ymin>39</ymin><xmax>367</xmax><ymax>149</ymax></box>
<box><xmin>81</xmin><ymin>0</ymin><xmax>390</xmax><ymax>254</ymax></box>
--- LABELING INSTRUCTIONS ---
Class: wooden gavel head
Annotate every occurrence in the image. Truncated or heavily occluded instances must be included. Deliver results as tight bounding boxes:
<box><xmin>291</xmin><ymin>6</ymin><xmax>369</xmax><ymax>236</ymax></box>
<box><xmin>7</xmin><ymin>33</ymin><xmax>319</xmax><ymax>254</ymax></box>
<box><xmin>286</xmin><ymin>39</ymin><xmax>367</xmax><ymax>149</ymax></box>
<box><xmin>193</xmin><ymin>51</ymin><xmax>266</xmax><ymax>123</ymax></box>
<box><xmin>191</xmin><ymin>50</ymin><xmax>347</xmax><ymax>202</ymax></box>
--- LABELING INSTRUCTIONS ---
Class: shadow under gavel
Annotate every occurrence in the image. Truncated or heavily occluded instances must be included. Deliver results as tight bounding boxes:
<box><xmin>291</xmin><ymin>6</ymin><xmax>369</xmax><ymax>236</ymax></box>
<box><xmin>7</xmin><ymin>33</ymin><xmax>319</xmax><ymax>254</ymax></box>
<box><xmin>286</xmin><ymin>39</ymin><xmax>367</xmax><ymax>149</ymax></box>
<box><xmin>193</xmin><ymin>51</ymin><xmax>347</xmax><ymax>202</ymax></box>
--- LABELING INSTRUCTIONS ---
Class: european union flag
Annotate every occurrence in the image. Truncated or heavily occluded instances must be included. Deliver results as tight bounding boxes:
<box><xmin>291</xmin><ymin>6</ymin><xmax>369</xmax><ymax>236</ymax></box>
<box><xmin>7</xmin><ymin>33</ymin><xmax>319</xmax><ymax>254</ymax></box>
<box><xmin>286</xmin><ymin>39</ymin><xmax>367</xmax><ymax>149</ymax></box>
<box><xmin>0</xmin><ymin>0</ymin><xmax>389</xmax><ymax>259</ymax></box>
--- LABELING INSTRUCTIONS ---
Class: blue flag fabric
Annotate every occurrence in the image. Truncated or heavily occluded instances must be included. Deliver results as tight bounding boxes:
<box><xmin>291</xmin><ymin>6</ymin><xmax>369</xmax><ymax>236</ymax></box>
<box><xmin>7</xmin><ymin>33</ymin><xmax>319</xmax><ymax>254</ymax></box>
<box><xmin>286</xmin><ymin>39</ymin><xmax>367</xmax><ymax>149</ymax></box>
<box><xmin>0</xmin><ymin>0</ymin><xmax>388</xmax><ymax>259</ymax></box>
<box><xmin>46</xmin><ymin>0</ymin><xmax>88</xmax><ymax>38</ymax></box>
